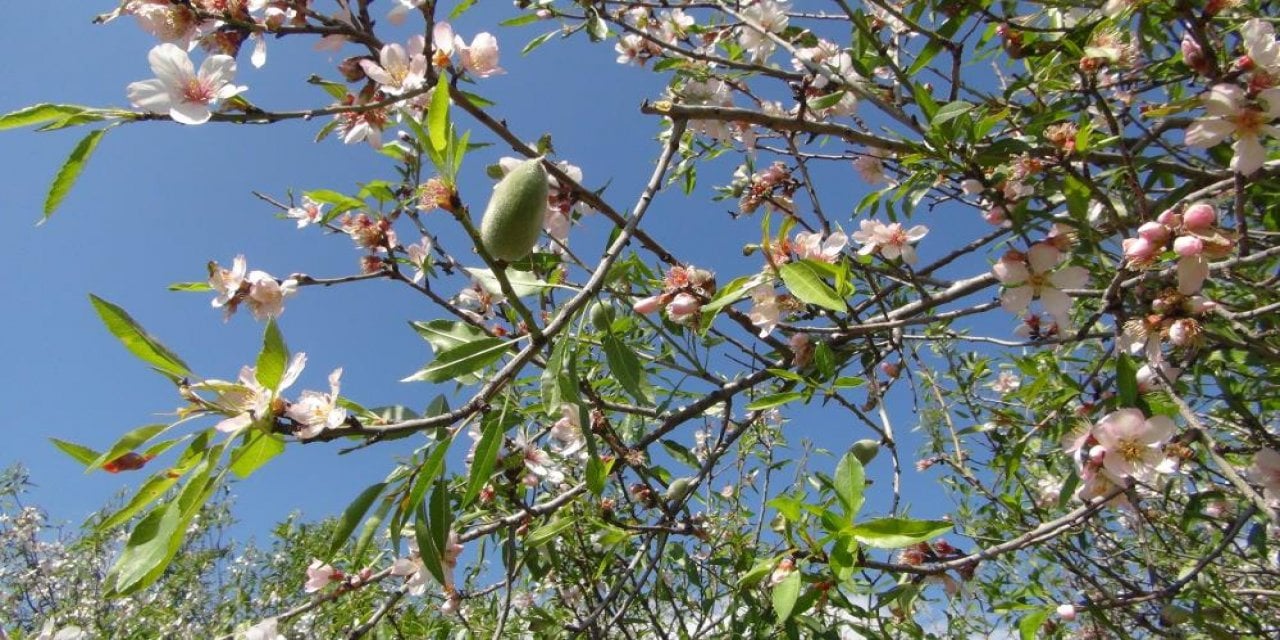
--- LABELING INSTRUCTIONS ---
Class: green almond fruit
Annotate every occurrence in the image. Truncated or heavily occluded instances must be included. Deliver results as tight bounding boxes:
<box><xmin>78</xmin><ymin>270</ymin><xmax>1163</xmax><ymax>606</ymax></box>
<box><xmin>479</xmin><ymin>158</ymin><xmax>550</xmax><ymax>262</ymax></box>
<box><xmin>851</xmin><ymin>439</ymin><xmax>880</xmax><ymax>466</ymax></box>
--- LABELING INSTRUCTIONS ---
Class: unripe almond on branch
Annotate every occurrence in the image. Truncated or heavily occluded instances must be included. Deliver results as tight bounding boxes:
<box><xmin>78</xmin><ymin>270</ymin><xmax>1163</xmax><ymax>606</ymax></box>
<box><xmin>480</xmin><ymin>158</ymin><xmax>549</xmax><ymax>262</ymax></box>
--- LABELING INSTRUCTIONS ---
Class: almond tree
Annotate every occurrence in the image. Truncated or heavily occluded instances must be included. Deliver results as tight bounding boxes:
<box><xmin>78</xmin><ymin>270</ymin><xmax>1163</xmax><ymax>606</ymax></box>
<box><xmin>6</xmin><ymin>1</ymin><xmax>1280</xmax><ymax>638</ymax></box>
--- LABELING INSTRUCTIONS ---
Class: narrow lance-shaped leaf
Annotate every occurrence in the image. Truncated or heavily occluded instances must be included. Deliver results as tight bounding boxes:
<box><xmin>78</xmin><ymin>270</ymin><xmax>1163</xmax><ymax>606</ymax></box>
<box><xmin>89</xmin><ymin>294</ymin><xmax>191</xmax><ymax>378</ymax></box>
<box><xmin>327</xmin><ymin>482</ymin><xmax>388</xmax><ymax>558</ymax></box>
<box><xmin>0</xmin><ymin>103</ymin><xmax>87</xmax><ymax>130</ymax></box>
<box><xmin>848</xmin><ymin>517</ymin><xmax>954</xmax><ymax>549</ymax></box>
<box><xmin>402</xmin><ymin>337</ymin><xmax>509</xmax><ymax>383</ymax></box>
<box><xmin>43</xmin><ymin>128</ymin><xmax>108</xmax><ymax>222</ymax></box>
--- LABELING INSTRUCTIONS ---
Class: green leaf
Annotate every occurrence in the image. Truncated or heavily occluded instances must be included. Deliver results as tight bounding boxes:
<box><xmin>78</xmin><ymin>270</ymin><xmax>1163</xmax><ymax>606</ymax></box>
<box><xmin>602</xmin><ymin>333</ymin><xmax>648</xmax><ymax>404</ymax></box>
<box><xmin>402</xmin><ymin>337</ymin><xmax>509</xmax><ymax>383</ymax></box>
<box><xmin>89</xmin><ymin>295</ymin><xmax>190</xmax><ymax>377</ymax></box>
<box><xmin>540</xmin><ymin>337</ymin><xmax>577</xmax><ymax>413</ymax></box>
<box><xmin>930</xmin><ymin>100</ymin><xmax>974</xmax><ymax>127</ymax></box>
<box><xmin>834</xmin><ymin>450</ymin><xmax>866</xmax><ymax>519</ymax></box>
<box><xmin>746</xmin><ymin>391</ymin><xmax>805</xmax><ymax>411</ymax></box>
<box><xmin>526</xmin><ymin>517</ymin><xmax>575</xmax><ymax>547</ymax></box>
<box><xmin>50</xmin><ymin>438</ymin><xmax>101</xmax><ymax>467</ymax></box>
<box><xmin>0</xmin><ymin>103</ymin><xmax>87</xmax><ymax>131</ymax></box>
<box><xmin>463</xmin><ymin>412</ymin><xmax>504</xmax><ymax>507</ymax></box>
<box><xmin>87</xmin><ymin>423</ymin><xmax>168</xmax><ymax>473</ymax></box>
<box><xmin>523</xmin><ymin>30</ymin><xmax>558</xmax><ymax>55</ymax></box>
<box><xmin>1019</xmin><ymin>608</ymin><xmax>1052</xmax><ymax>640</ymax></box>
<box><xmin>255</xmin><ymin>319</ymin><xmax>289</xmax><ymax>390</ymax></box>
<box><xmin>702</xmin><ymin>273</ymin><xmax>767</xmax><ymax>315</ymax></box>
<box><xmin>779</xmin><ymin>261</ymin><xmax>845</xmax><ymax>312</ymax></box>
<box><xmin>737</xmin><ymin>558</ymin><xmax>776</xmax><ymax>589</ymax></box>
<box><xmin>848</xmin><ymin>517</ymin><xmax>953</xmax><ymax>549</ymax></box>
<box><xmin>465</xmin><ymin>267</ymin><xmax>550</xmax><ymax>299</ymax></box>
<box><xmin>167</xmin><ymin>281</ymin><xmax>212</xmax><ymax>292</ymax></box>
<box><xmin>771</xmin><ymin>569</ymin><xmax>802</xmax><ymax>621</ymax></box>
<box><xmin>305</xmin><ymin>189</ymin><xmax>365</xmax><ymax>220</ymax></box>
<box><xmin>586</xmin><ymin>456</ymin><xmax>611</xmax><ymax>496</ymax></box>
<box><xmin>106</xmin><ymin>500</ymin><xmax>182</xmax><ymax>596</ymax></box>
<box><xmin>43</xmin><ymin>128</ymin><xmax>107</xmax><ymax>221</ymax></box>
<box><xmin>1116</xmin><ymin>353</ymin><xmax>1138</xmax><ymax>407</ymax></box>
<box><xmin>428</xmin><ymin>73</ymin><xmax>450</xmax><ymax>155</ymax></box>
<box><xmin>411</xmin><ymin>319</ymin><xmax>488</xmax><ymax>354</ymax></box>
<box><xmin>414</xmin><ymin>505</ymin><xmax>446</xmax><ymax>585</ymax></box>
<box><xmin>328</xmin><ymin>482</ymin><xmax>388</xmax><ymax>558</ymax></box>
<box><xmin>228</xmin><ymin>431</ymin><xmax>285</xmax><ymax>479</ymax></box>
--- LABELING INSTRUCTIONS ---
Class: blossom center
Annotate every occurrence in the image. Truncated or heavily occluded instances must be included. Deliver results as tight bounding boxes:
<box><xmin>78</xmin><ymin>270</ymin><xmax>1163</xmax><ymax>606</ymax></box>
<box><xmin>183</xmin><ymin>78</ymin><xmax>217</xmax><ymax>104</ymax></box>
<box><xmin>1231</xmin><ymin>107</ymin><xmax>1266</xmax><ymax>135</ymax></box>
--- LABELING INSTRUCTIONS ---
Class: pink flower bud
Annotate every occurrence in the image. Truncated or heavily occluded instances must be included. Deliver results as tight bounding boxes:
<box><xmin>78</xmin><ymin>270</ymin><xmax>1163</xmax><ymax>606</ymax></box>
<box><xmin>1173</xmin><ymin>235</ymin><xmax>1204</xmax><ymax>257</ymax></box>
<box><xmin>1122</xmin><ymin>237</ymin><xmax>1156</xmax><ymax>265</ymax></box>
<box><xmin>880</xmin><ymin>361</ymin><xmax>901</xmax><ymax>378</ymax></box>
<box><xmin>1181</xmin><ymin>34</ymin><xmax>1209</xmax><ymax>75</ymax></box>
<box><xmin>1137</xmin><ymin>221</ymin><xmax>1169</xmax><ymax>244</ymax></box>
<box><xmin>1157</xmin><ymin>209</ymin><xmax>1181</xmax><ymax>227</ymax></box>
<box><xmin>666</xmin><ymin>292</ymin><xmax>701</xmax><ymax>317</ymax></box>
<box><xmin>1057</xmin><ymin>604</ymin><xmax>1077</xmax><ymax>621</ymax></box>
<box><xmin>983</xmin><ymin>205</ymin><xmax>1007</xmax><ymax>226</ymax></box>
<box><xmin>632</xmin><ymin>294</ymin><xmax>668</xmax><ymax>314</ymax></box>
<box><xmin>1182</xmin><ymin>203</ymin><xmax>1216</xmax><ymax>231</ymax></box>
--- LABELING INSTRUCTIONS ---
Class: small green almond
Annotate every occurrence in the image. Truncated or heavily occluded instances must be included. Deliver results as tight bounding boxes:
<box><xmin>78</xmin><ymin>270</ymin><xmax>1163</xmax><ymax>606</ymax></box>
<box><xmin>479</xmin><ymin>158</ymin><xmax>550</xmax><ymax>262</ymax></box>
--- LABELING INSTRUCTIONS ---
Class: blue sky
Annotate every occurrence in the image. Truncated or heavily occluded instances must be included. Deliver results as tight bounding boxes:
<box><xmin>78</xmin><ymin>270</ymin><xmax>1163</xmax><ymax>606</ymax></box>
<box><xmin>1</xmin><ymin>2</ymin><xmax>987</xmax><ymax>543</ymax></box>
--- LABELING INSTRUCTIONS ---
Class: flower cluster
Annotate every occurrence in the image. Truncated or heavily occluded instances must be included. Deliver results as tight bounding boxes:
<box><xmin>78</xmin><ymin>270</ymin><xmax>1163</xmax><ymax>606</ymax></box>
<box><xmin>632</xmin><ymin>265</ymin><xmax>717</xmax><ymax>324</ymax></box>
<box><xmin>614</xmin><ymin>8</ymin><xmax>695</xmax><ymax>66</ymax></box>
<box><xmin>1183</xmin><ymin>20</ymin><xmax>1280</xmax><ymax>175</ymax></box>
<box><xmin>1065</xmin><ymin>408</ymin><xmax>1177</xmax><ymax>506</ymax></box>
<box><xmin>185</xmin><ymin>354</ymin><xmax>348</xmax><ymax>440</ymax></box>
<box><xmin>1123</xmin><ymin>202</ymin><xmax>1235</xmax><ymax>295</ymax></box>
<box><xmin>208</xmin><ymin>255</ymin><xmax>298</xmax><ymax>321</ymax></box>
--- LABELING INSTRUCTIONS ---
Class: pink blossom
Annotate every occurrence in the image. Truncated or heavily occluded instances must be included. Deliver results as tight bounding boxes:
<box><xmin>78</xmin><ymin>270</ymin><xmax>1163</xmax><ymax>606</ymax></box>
<box><xmin>1184</xmin><ymin>84</ymin><xmax>1280</xmax><ymax>175</ymax></box>
<box><xmin>359</xmin><ymin>37</ymin><xmax>427</xmax><ymax>96</ymax></box>
<box><xmin>451</xmin><ymin>29</ymin><xmax>504</xmax><ymax>78</ymax></box>
<box><xmin>747</xmin><ymin>284</ymin><xmax>781</xmax><ymax>337</ymax></box>
<box><xmin>304</xmin><ymin>559</ymin><xmax>339</xmax><ymax>593</ymax></box>
<box><xmin>1091</xmin><ymin>408</ymin><xmax>1175</xmax><ymax>481</ymax></box>
<box><xmin>127</xmin><ymin>44</ymin><xmax>245</xmax><ymax>125</ymax></box>
<box><xmin>1173</xmin><ymin>235</ymin><xmax>1204</xmax><ymax>257</ymax></box>
<box><xmin>850</xmin><ymin>220</ymin><xmax>928</xmax><ymax>264</ymax></box>
<box><xmin>989</xmin><ymin>371</ymin><xmax>1021</xmax><ymax>394</ymax></box>
<box><xmin>1242</xmin><ymin>19</ymin><xmax>1280</xmax><ymax>77</ymax></box>
<box><xmin>1251</xmin><ymin>448</ymin><xmax>1280</xmax><ymax>507</ymax></box>
<box><xmin>983</xmin><ymin>205</ymin><xmax>1009</xmax><ymax>227</ymax></box>
<box><xmin>405</xmin><ymin>236</ymin><xmax>433</xmax><ymax>284</ymax></box>
<box><xmin>549</xmin><ymin>404</ymin><xmax>585</xmax><ymax>457</ymax></box>
<box><xmin>1057</xmin><ymin>604</ymin><xmax>1077</xmax><ymax>621</ymax></box>
<box><xmin>992</xmin><ymin>244</ymin><xmax>1089</xmax><ymax>330</ymax></box>
<box><xmin>210</xmin><ymin>255</ymin><xmax>248</xmax><ymax>312</ymax></box>
<box><xmin>245</xmin><ymin>272</ymin><xmax>297</xmax><ymax>321</ymax></box>
<box><xmin>286</xmin><ymin>196</ymin><xmax>325</xmax><ymax>228</ymax></box>
<box><xmin>286</xmin><ymin>368</ymin><xmax>347</xmax><ymax>439</ymax></box>
<box><xmin>793</xmin><ymin>230</ymin><xmax>848</xmax><ymax>263</ymax></box>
